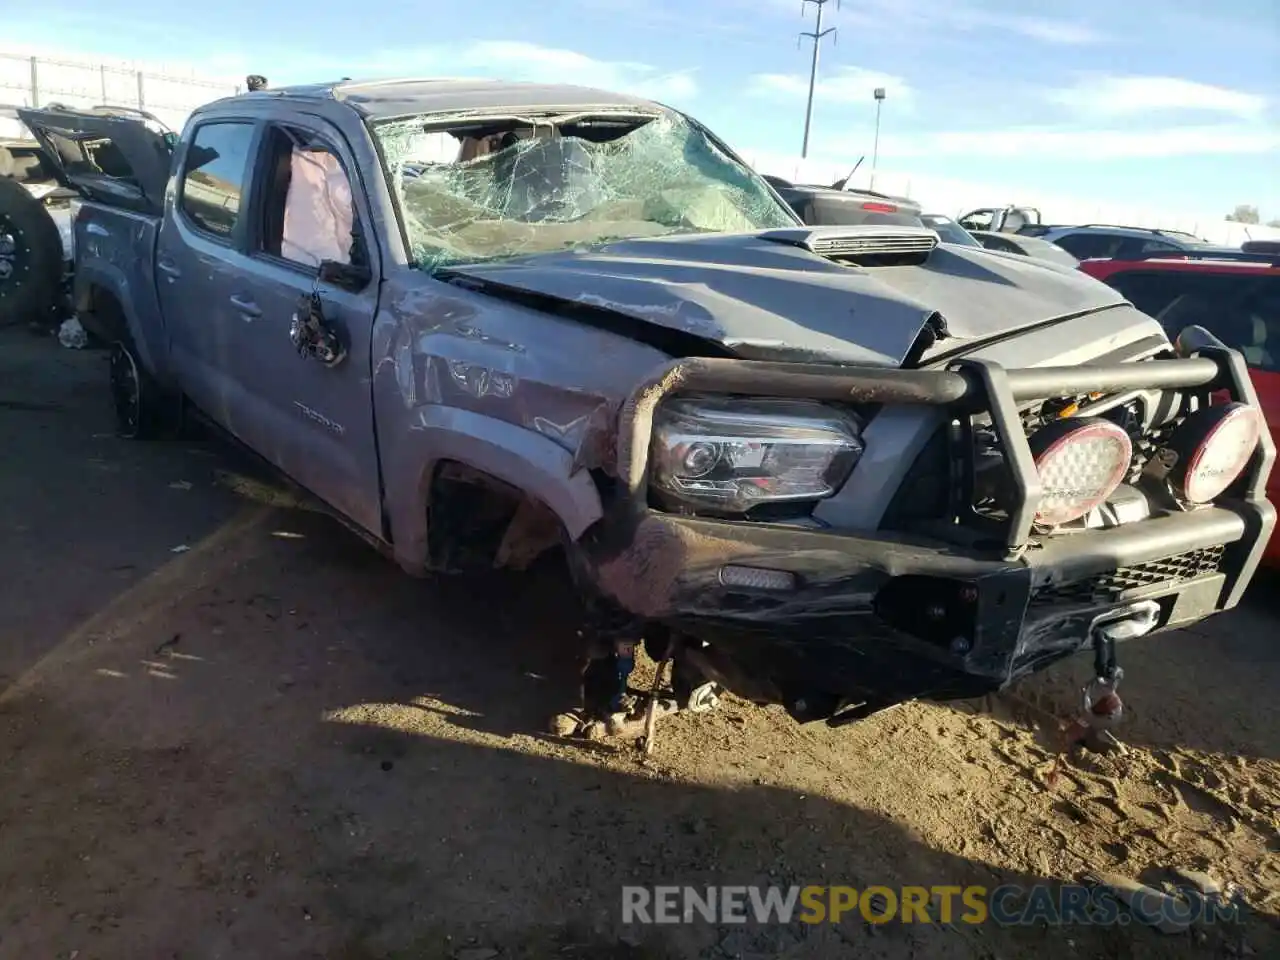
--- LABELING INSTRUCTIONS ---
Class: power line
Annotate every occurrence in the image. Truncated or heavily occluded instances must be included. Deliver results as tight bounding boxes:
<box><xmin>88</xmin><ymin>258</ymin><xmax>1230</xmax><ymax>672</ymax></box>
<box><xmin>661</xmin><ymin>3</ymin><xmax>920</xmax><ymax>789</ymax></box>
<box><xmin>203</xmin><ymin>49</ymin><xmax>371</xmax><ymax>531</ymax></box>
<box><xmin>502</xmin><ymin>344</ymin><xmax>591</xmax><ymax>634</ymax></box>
<box><xmin>798</xmin><ymin>0</ymin><xmax>839</xmax><ymax>159</ymax></box>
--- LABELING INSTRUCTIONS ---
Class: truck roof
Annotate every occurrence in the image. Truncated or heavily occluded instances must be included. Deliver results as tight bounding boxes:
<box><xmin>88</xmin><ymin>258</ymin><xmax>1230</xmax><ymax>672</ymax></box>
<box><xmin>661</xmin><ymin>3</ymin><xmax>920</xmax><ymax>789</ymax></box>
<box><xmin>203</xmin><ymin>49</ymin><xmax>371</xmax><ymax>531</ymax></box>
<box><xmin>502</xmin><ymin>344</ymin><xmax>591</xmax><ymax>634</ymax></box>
<box><xmin>209</xmin><ymin>77</ymin><xmax>663</xmax><ymax>120</ymax></box>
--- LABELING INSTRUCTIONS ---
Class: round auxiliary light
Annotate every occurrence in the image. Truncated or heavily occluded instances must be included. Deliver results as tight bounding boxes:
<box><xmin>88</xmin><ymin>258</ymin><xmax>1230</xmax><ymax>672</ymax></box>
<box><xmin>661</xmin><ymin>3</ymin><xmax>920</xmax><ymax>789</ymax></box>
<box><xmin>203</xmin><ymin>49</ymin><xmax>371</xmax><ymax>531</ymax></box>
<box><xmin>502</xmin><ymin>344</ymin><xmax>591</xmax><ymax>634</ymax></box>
<box><xmin>1029</xmin><ymin>417</ymin><xmax>1133</xmax><ymax>527</ymax></box>
<box><xmin>1164</xmin><ymin>402</ymin><xmax>1261</xmax><ymax>504</ymax></box>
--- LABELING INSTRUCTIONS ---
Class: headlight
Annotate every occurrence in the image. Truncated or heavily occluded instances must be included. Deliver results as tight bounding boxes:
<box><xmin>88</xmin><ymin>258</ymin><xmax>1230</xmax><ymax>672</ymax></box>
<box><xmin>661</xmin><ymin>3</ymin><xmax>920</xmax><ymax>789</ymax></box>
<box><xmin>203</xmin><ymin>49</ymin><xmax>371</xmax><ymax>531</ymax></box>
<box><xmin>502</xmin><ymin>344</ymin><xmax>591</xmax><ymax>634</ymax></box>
<box><xmin>650</xmin><ymin>398</ymin><xmax>863</xmax><ymax>513</ymax></box>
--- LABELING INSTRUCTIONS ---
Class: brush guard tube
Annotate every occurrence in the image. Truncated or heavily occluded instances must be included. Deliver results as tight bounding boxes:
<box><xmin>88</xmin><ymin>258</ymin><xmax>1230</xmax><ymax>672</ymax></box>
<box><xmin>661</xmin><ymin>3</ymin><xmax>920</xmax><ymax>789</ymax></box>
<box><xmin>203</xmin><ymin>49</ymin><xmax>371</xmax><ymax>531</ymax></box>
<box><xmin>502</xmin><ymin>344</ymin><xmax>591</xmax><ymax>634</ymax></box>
<box><xmin>614</xmin><ymin>344</ymin><xmax>1272</xmax><ymax>559</ymax></box>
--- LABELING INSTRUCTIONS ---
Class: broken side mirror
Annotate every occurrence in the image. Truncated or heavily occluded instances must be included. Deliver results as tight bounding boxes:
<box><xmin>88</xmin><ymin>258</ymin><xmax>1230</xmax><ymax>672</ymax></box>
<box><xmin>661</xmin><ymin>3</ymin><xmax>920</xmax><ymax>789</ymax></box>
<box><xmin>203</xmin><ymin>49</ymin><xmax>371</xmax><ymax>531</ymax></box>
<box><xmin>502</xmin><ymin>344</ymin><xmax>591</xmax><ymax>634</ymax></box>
<box><xmin>290</xmin><ymin>292</ymin><xmax>347</xmax><ymax>367</ymax></box>
<box><xmin>318</xmin><ymin>258</ymin><xmax>372</xmax><ymax>292</ymax></box>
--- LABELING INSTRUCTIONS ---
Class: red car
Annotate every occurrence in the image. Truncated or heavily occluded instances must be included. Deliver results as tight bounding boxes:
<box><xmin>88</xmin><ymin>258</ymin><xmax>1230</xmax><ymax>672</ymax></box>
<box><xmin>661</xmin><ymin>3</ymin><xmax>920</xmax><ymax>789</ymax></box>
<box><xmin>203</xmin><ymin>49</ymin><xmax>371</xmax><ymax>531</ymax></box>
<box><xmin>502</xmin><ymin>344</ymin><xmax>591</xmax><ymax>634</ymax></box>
<box><xmin>1079</xmin><ymin>242</ymin><xmax>1280</xmax><ymax>564</ymax></box>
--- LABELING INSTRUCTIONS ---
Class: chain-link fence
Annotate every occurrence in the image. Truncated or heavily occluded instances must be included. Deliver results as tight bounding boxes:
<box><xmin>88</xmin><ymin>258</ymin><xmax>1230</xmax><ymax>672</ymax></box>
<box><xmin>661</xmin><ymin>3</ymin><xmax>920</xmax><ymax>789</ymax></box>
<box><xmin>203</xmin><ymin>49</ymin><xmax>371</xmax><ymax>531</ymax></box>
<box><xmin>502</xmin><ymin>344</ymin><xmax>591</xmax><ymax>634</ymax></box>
<box><xmin>0</xmin><ymin>51</ymin><xmax>241</xmax><ymax>137</ymax></box>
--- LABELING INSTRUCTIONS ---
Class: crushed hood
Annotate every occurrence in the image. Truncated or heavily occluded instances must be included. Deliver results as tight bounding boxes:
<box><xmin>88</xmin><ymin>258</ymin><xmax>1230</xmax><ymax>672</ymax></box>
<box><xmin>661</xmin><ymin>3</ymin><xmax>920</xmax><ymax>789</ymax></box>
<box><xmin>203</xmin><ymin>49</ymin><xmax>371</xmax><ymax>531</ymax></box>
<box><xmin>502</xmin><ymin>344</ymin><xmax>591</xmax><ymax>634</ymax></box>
<box><xmin>441</xmin><ymin>230</ymin><xmax>1129</xmax><ymax>367</ymax></box>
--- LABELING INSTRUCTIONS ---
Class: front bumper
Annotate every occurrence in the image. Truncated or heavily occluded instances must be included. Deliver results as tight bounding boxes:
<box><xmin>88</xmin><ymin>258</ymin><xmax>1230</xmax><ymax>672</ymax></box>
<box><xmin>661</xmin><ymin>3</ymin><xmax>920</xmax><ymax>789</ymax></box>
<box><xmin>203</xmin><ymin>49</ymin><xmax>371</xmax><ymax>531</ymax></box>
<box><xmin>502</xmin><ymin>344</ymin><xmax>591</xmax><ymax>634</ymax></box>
<box><xmin>571</xmin><ymin>340</ymin><xmax>1276</xmax><ymax>721</ymax></box>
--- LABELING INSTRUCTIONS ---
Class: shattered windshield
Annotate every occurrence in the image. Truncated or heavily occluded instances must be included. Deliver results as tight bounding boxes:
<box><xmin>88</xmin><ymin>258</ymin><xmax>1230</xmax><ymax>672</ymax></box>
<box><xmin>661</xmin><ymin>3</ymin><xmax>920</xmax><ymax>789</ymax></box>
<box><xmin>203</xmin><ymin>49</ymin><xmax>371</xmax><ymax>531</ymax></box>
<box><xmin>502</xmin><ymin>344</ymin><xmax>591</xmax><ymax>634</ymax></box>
<box><xmin>373</xmin><ymin>111</ymin><xmax>796</xmax><ymax>271</ymax></box>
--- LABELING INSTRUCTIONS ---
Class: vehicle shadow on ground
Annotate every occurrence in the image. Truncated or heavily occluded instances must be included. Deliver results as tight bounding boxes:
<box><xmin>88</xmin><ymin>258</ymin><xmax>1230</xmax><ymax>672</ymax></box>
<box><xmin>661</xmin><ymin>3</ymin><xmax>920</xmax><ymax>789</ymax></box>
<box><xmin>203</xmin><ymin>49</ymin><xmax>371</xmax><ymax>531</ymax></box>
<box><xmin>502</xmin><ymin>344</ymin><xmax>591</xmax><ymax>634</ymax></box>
<box><xmin>271</xmin><ymin>501</ymin><xmax>1280</xmax><ymax>767</ymax></box>
<box><xmin>0</xmin><ymin>330</ymin><xmax>244</xmax><ymax>690</ymax></box>
<box><xmin>1</xmin><ymin>625</ymin><xmax>1259</xmax><ymax>960</ymax></box>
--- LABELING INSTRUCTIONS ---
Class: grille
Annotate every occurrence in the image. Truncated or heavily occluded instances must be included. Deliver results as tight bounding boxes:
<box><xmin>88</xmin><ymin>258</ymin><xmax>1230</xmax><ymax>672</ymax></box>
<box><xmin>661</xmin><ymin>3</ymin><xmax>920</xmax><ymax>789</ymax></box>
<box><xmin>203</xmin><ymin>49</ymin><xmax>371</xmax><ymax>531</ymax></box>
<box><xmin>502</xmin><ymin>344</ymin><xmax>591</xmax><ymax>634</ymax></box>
<box><xmin>1128</xmin><ymin>419</ymin><xmax>1176</xmax><ymax>483</ymax></box>
<box><xmin>1029</xmin><ymin>546</ymin><xmax>1224</xmax><ymax>607</ymax></box>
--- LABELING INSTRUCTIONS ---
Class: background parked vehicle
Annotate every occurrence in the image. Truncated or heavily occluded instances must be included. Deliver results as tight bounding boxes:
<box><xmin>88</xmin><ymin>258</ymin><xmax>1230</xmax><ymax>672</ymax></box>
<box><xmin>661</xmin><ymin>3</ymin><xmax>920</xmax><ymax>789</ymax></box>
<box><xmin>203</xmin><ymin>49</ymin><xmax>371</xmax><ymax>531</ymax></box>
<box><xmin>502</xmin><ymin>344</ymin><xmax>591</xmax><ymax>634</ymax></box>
<box><xmin>956</xmin><ymin>204</ymin><xmax>1043</xmax><ymax>234</ymax></box>
<box><xmin>968</xmin><ymin>229</ymin><xmax>1080</xmax><ymax>267</ymax></box>
<box><xmin>0</xmin><ymin>105</ymin><xmax>69</xmax><ymax>327</ymax></box>
<box><xmin>773</xmin><ymin>188</ymin><xmax>1079</xmax><ymax>268</ymax></box>
<box><xmin>918</xmin><ymin>212</ymin><xmax>982</xmax><ymax>247</ymax></box>
<box><xmin>1080</xmin><ymin>243</ymin><xmax>1280</xmax><ymax>564</ymax></box>
<box><xmin>762</xmin><ymin>174</ymin><xmax>924</xmax><ymax>227</ymax></box>
<box><xmin>1</xmin><ymin>103</ymin><xmax>176</xmax><ymax>329</ymax></box>
<box><xmin>1025</xmin><ymin>224</ymin><xmax>1244</xmax><ymax>262</ymax></box>
<box><xmin>954</xmin><ymin>206</ymin><xmax>1249</xmax><ymax>264</ymax></box>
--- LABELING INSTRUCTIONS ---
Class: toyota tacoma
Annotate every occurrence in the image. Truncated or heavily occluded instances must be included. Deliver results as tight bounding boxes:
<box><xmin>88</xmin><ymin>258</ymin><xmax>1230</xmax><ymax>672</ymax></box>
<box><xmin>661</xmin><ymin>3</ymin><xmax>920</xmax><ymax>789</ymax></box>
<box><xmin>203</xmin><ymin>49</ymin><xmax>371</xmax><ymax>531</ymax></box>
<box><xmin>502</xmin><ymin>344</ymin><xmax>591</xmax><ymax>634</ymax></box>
<box><xmin>19</xmin><ymin>79</ymin><xmax>1274</xmax><ymax>736</ymax></box>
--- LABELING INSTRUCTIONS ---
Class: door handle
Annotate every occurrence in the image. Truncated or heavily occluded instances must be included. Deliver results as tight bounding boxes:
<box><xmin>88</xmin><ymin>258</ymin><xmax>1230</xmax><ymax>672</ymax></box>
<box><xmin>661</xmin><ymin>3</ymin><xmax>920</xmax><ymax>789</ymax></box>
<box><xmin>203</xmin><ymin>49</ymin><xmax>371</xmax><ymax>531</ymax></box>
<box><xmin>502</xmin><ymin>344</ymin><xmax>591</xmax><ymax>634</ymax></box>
<box><xmin>229</xmin><ymin>294</ymin><xmax>261</xmax><ymax>317</ymax></box>
<box><xmin>157</xmin><ymin>259</ymin><xmax>181</xmax><ymax>278</ymax></box>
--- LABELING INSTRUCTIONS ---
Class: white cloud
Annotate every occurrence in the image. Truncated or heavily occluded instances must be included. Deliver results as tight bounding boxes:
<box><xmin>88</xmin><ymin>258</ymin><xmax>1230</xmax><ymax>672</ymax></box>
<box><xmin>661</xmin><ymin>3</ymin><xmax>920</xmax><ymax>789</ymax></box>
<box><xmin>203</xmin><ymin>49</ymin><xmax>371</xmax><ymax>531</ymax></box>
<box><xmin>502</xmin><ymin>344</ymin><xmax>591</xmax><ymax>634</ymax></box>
<box><xmin>748</xmin><ymin>67</ymin><xmax>913</xmax><ymax>108</ymax></box>
<box><xmin>835</xmin><ymin>0</ymin><xmax>1106</xmax><ymax>45</ymax></box>
<box><xmin>1049</xmin><ymin>75</ymin><xmax>1269</xmax><ymax>121</ymax></box>
<box><xmin>980</xmin><ymin>14</ymin><xmax>1105</xmax><ymax>45</ymax></box>
<box><xmin>355</xmin><ymin>40</ymin><xmax>697</xmax><ymax>103</ymax></box>
<box><xmin>837</xmin><ymin>124</ymin><xmax>1280</xmax><ymax>161</ymax></box>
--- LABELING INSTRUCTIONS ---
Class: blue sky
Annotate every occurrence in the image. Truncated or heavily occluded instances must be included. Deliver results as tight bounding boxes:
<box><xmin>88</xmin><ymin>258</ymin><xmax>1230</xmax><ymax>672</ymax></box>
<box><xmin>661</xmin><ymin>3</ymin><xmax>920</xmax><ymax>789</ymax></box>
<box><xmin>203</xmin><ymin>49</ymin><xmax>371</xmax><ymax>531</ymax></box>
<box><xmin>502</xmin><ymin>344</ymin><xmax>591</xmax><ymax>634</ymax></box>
<box><xmin>6</xmin><ymin>0</ymin><xmax>1279</xmax><ymax>218</ymax></box>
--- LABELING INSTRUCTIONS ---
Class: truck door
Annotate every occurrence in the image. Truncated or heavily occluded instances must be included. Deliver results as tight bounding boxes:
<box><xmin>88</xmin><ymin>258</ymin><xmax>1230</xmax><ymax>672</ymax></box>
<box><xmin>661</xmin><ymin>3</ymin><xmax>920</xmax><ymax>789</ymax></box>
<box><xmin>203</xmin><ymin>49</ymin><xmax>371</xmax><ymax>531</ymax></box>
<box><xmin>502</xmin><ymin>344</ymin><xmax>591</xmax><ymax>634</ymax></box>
<box><xmin>156</xmin><ymin>117</ymin><xmax>266</xmax><ymax>443</ymax></box>
<box><xmin>228</xmin><ymin>119</ymin><xmax>384</xmax><ymax>536</ymax></box>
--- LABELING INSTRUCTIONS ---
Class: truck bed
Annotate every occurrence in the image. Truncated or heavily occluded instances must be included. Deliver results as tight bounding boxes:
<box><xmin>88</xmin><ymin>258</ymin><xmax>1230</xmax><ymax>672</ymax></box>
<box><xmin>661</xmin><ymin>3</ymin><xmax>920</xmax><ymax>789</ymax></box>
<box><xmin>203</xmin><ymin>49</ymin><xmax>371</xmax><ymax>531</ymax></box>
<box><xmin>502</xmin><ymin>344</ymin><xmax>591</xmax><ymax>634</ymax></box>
<box><xmin>71</xmin><ymin>201</ymin><xmax>168</xmax><ymax>378</ymax></box>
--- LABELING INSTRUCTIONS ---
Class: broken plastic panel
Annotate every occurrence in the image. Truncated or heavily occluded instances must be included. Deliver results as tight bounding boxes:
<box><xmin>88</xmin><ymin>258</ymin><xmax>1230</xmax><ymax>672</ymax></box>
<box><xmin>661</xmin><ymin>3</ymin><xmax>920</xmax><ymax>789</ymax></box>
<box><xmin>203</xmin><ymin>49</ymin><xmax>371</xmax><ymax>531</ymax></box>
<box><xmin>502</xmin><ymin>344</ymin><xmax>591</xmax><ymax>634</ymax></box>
<box><xmin>373</xmin><ymin>112</ymin><xmax>794</xmax><ymax>271</ymax></box>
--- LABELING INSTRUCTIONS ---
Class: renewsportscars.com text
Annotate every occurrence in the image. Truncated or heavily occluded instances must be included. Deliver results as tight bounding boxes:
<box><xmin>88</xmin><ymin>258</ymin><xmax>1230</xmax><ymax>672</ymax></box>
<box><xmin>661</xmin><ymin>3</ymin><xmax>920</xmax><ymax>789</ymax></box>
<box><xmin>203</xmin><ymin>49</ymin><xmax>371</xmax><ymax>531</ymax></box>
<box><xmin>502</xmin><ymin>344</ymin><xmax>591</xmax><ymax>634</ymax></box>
<box><xmin>621</xmin><ymin>884</ymin><xmax>1237</xmax><ymax>928</ymax></box>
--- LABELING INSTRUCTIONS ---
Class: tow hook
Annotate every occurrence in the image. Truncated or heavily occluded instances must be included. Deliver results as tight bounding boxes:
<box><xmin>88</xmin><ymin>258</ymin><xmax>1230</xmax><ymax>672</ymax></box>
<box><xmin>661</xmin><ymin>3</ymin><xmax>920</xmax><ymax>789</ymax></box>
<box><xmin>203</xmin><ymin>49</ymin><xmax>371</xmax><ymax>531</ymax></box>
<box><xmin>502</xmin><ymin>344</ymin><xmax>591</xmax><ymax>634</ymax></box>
<box><xmin>1047</xmin><ymin>600</ymin><xmax>1160</xmax><ymax>785</ymax></box>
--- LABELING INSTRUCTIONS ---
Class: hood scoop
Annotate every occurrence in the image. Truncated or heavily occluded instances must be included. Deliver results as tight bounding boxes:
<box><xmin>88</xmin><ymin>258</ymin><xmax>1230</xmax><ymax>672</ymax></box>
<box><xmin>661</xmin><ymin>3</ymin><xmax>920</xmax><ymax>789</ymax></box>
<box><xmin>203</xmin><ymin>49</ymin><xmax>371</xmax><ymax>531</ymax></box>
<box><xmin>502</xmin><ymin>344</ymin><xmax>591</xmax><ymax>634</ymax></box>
<box><xmin>758</xmin><ymin>224</ymin><xmax>939</xmax><ymax>265</ymax></box>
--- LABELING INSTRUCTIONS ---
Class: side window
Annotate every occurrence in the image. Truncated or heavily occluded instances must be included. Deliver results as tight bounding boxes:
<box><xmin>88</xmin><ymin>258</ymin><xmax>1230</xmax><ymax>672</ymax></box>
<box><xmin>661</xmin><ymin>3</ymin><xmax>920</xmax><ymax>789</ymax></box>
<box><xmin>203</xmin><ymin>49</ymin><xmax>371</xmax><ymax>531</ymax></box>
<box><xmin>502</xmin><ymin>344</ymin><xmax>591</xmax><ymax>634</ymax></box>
<box><xmin>1241</xmin><ymin>276</ymin><xmax>1280</xmax><ymax>373</ymax></box>
<box><xmin>1118</xmin><ymin>237</ymin><xmax>1180</xmax><ymax>259</ymax></box>
<box><xmin>257</xmin><ymin>125</ymin><xmax>358</xmax><ymax>270</ymax></box>
<box><xmin>1106</xmin><ymin>270</ymin><xmax>1188</xmax><ymax>318</ymax></box>
<box><xmin>180</xmin><ymin>121</ymin><xmax>256</xmax><ymax>238</ymax></box>
<box><xmin>1109</xmin><ymin>270</ymin><xmax>1279</xmax><ymax>371</ymax></box>
<box><xmin>1054</xmin><ymin>232</ymin><xmax>1123</xmax><ymax>259</ymax></box>
<box><xmin>958</xmin><ymin>210</ymin><xmax>995</xmax><ymax>231</ymax></box>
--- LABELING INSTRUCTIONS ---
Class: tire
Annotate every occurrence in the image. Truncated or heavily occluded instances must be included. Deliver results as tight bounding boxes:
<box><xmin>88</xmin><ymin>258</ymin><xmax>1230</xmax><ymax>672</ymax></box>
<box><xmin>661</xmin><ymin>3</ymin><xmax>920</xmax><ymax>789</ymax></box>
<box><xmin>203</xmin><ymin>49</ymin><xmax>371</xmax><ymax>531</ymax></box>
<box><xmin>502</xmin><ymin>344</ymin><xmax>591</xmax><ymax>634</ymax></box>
<box><xmin>0</xmin><ymin>177</ymin><xmax>63</xmax><ymax>327</ymax></box>
<box><xmin>109</xmin><ymin>340</ymin><xmax>170</xmax><ymax>439</ymax></box>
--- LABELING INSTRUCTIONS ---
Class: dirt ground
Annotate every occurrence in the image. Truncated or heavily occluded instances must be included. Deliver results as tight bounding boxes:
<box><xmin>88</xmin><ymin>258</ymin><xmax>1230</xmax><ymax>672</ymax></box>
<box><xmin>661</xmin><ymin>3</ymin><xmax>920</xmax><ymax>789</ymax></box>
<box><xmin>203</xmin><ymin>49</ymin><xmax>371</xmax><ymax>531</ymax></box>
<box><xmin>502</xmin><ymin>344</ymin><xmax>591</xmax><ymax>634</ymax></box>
<box><xmin>1</xmin><ymin>326</ymin><xmax>1276</xmax><ymax>960</ymax></box>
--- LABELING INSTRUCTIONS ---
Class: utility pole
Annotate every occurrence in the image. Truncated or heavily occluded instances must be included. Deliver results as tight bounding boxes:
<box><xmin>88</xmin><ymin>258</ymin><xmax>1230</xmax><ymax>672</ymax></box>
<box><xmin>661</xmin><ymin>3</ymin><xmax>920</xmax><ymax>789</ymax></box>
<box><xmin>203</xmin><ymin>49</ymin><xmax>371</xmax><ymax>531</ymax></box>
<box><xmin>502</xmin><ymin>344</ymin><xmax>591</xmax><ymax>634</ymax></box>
<box><xmin>798</xmin><ymin>0</ymin><xmax>839</xmax><ymax>159</ymax></box>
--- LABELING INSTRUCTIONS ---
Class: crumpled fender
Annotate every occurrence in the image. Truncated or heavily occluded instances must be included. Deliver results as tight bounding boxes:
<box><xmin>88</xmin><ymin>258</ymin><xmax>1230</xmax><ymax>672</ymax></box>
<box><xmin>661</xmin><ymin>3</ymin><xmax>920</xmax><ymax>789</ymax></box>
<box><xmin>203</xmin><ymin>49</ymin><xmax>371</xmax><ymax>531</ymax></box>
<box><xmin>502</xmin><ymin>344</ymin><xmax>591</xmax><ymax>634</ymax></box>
<box><xmin>383</xmin><ymin>404</ymin><xmax>604</xmax><ymax>575</ymax></box>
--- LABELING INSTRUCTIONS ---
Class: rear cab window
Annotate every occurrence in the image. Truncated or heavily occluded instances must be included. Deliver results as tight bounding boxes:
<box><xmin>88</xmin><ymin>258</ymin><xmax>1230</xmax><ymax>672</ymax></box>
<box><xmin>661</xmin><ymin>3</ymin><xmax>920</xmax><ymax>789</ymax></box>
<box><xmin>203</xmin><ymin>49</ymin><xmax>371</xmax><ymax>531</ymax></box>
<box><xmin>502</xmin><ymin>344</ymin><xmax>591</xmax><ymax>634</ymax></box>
<box><xmin>179</xmin><ymin>121</ymin><xmax>257</xmax><ymax>238</ymax></box>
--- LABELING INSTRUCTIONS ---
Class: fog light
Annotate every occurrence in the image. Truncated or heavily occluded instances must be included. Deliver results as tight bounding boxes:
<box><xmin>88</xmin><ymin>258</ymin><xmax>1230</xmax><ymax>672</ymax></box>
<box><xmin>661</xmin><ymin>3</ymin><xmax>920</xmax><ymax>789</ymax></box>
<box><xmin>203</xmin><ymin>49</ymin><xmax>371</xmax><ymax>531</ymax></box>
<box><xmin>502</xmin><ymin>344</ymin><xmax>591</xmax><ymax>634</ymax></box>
<box><xmin>1163</xmin><ymin>402</ymin><xmax>1261</xmax><ymax>504</ymax></box>
<box><xmin>718</xmin><ymin>565</ymin><xmax>797</xmax><ymax>591</ymax></box>
<box><xmin>1029</xmin><ymin>417</ymin><xmax>1132</xmax><ymax>526</ymax></box>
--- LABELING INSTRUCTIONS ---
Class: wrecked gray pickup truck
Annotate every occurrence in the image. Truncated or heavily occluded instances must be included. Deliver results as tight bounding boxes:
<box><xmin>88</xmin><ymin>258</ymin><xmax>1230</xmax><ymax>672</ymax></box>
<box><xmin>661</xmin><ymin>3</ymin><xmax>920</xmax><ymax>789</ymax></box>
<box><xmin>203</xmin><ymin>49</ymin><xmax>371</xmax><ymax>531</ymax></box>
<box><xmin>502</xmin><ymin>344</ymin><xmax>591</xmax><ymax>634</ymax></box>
<box><xmin>21</xmin><ymin>79</ymin><xmax>1274</xmax><ymax>737</ymax></box>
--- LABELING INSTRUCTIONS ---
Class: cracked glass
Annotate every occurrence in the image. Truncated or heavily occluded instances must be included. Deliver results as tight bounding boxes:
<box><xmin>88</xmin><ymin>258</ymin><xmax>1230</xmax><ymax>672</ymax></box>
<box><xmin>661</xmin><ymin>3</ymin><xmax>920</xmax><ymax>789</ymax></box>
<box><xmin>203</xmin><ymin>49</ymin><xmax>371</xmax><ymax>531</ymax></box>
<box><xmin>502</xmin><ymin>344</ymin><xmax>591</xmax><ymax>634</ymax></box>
<box><xmin>373</xmin><ymin>112</ymin><xmax>795</xmax><ymax>271</ymax></box>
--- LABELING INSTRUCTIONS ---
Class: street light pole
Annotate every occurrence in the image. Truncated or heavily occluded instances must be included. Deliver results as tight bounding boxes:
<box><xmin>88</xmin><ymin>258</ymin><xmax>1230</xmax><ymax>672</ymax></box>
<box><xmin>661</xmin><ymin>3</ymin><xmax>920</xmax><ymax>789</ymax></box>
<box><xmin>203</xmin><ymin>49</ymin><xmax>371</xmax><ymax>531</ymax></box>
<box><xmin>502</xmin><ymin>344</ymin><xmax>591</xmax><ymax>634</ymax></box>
<box><xmin>870</xmin><ymin>86</ymin><xmax>885</xmax><ymax>190</ymax></box>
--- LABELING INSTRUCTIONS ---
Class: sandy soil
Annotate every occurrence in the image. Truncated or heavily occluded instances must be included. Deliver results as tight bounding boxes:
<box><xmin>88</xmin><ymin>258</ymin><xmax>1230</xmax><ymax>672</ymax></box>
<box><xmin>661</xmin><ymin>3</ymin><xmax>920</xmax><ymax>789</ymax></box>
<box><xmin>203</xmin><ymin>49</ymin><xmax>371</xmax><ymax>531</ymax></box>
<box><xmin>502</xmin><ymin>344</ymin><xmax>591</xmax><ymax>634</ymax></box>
<box><xmin>0</xmin><ymin>327</ymin><xmax>1276</xmax><ymax>960</ymax></box>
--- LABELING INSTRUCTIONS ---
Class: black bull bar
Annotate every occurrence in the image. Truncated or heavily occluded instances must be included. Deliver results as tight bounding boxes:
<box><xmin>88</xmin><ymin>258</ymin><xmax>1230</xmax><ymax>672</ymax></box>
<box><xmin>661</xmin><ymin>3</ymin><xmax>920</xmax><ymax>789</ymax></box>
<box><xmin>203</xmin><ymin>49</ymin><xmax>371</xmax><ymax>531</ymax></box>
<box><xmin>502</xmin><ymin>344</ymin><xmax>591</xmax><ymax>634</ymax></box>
<box><xmin>613</xmin><ymin>330</ymin><xmax>1275</xmax><ymax>556</ymax></box>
